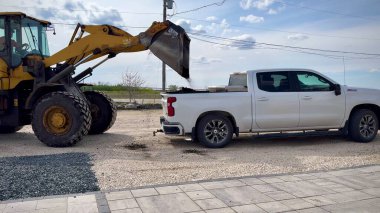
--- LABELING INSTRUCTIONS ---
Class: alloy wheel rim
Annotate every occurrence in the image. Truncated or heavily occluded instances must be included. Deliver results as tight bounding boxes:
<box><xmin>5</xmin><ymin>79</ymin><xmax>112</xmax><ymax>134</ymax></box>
<box><xmin>204</xmin><ymin>119</ymin><xmax>228</xmax><ymax>144</ymax></box>
<box><xmin>359</xmin><ymin>114</ymin><xmax>376</xmax><ymax>138</ymax></box>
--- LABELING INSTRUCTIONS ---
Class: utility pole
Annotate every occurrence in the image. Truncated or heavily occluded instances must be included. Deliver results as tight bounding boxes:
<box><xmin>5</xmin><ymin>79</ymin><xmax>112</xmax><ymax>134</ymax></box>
<box><xmin>162</xmin><ymin>0</ymin><xmax>167</xmax><ymax>92</ymax></box>
<box><xmin>162</xmin><ymin>0</ymin><xmax>173</xmax><ymax>92</ymax></box>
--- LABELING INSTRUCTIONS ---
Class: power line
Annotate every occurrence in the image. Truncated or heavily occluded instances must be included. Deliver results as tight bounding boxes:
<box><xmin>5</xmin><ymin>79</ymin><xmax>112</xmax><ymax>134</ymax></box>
<box><xmin>277</xmin><ymin>0</ymin><xmax>377</xmax><ymax>22</ymax></box>
<box><xmin>189</xmin><ymin>32</ymin><xmax>380</xmax><ymax>57</ymax></box>
<box><xmin>174</xmin><ymin>16</ymin><xmax>380</xmax><ymax>41</ymax></box>
<box><xmin>50</xmin><ymin>20</ymin><xmax>380</xmax><ymax>58</ymax></box>
<box><xmin>191</xmin><ymin>35</ymin><xmax>380</xmax><ymax>61</ymax></box>
<box><xmin>190</xmin><ymin>36</ymin><xmax>344</xmax><ymax>59</ymax></box>
<box><xmin>51</xmin><ymin>22</ymin><xmax>148</xmax><ymax>29</ymax></box>
<box><xmin>0</xmin><ymin>4</ymin><xmax>161</xmax><ymax>15</ymax></box>
<box><xmin>169</xmin><ymin>0</ymin><xmax>227</xmax><ymax>17</ymax></box>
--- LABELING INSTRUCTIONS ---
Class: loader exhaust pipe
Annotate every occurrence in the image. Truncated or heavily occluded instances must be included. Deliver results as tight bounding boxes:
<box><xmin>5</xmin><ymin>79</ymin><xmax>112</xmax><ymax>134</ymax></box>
<box><xmin>141</xmin><ymin>21</ymin><xmax>190</xmax><ymax>79</ymax></box>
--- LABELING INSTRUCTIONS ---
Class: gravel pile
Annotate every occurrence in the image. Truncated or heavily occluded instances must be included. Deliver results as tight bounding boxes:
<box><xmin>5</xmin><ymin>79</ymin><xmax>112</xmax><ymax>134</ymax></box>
<box><xmin>0</xmin><ymin>153</ymin><xmax>99</xmax><ymax>201</ymax></box>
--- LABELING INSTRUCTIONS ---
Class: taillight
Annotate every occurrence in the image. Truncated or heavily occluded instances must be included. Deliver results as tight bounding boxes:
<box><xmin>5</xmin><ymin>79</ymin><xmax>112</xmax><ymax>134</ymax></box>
<box><xmin>167</xmin><ymin>97</ymin><xmax>176</xmax><ymax>117</ymax></box>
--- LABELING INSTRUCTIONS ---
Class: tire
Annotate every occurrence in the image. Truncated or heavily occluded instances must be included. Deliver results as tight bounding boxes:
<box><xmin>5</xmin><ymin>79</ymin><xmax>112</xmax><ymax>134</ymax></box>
<box><xmin>84</xmin><ymin>91</ymin><xmax>117</xmax><ymax>134</ymax></box>
<box><xmin>349</xmin><ymin>109</ymin><xmax>378</xmax><ymax>143</ymax></box>
<box><xmin>32</xmin><ymin>91</ymin><xmax>91</xmax><ymax>147</ymax></box>
<box><xmin>197</xmin><ymin>114</ymin><xmax>233</xmax><ymax>148</ymax></box>
<box><xmin>0</xmin><ymin>126</ymin><xmax>23</xmax><ymax>134</ymax></box>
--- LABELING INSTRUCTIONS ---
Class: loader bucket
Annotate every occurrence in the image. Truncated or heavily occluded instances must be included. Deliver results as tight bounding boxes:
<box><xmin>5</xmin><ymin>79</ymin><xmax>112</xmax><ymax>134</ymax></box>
<box><xmin>149</xmin><ymin>21</ymin><xmax>190</xmax><ymax>79</ymax></box>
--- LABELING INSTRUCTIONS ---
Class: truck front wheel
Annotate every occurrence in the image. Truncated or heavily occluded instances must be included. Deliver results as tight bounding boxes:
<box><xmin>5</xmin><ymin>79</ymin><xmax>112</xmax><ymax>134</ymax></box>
<box><xmin>349</xmin><ymin>109</ymin><xmax>378</xmax><ymax>143</ymax></box>
<box><xmin>197</xmin><ymin>114</ymin><xmax>233</xmax><ymax>148</ymax></box>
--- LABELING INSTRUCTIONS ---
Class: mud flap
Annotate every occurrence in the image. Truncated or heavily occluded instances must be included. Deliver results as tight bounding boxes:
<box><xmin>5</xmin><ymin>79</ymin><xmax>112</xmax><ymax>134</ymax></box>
<box><xmin>148</xmin><ymin>21</ymin><xmax>190</xmax><ymax>79</ymax></box>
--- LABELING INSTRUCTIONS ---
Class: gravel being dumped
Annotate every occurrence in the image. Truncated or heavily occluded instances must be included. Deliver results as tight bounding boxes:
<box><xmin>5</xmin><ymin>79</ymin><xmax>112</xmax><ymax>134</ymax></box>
<box><xmin>0</xmin><ymin>153</ymin><xmax>99</xmax><ymax>201</ymax></box>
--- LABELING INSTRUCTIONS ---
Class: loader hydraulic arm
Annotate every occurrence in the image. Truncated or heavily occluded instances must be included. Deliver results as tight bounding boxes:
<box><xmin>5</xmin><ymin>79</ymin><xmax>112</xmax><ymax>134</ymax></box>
<box><xmin>42</xmin><ymin>20</ymin><xmax>190</xmax><ymax>79</ymax></box>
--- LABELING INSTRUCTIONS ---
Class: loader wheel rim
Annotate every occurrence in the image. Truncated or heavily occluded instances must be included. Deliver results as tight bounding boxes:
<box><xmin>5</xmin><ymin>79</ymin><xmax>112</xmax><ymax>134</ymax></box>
<box><xmin>43</xmin><ymin>106</ymin><xmax>72</xmax><ymax>135</ymax></box>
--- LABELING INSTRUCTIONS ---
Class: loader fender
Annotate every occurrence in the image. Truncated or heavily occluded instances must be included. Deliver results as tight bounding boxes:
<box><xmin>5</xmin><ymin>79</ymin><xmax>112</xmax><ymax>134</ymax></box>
<box><xmin>25</xmin><ymin>83</ymin><xmax>64</xmax><ymax>109</ymax></box>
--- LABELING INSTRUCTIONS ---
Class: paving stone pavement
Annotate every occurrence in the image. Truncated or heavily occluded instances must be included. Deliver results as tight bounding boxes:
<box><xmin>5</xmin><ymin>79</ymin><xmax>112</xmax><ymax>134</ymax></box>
<box><xmin>1</xmin><ymin>165</ymin><xmax>380</xmax><ymax>213</ymax></box>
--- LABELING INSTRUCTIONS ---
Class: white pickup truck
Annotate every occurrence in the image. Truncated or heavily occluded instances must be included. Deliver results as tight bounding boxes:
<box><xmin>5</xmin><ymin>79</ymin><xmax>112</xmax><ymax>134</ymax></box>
<box><xmin>161</xmin><ymin>69</ymin><xmax>380</xmax><ymax>148</ymax></box>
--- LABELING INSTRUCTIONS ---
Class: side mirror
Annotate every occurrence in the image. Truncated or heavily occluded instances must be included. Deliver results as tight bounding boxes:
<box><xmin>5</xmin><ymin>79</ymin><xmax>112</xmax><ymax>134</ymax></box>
<box><xmin>334</xmin><ymin>84</ymin><xmax>341</xmax><ymax>96</ymax></box>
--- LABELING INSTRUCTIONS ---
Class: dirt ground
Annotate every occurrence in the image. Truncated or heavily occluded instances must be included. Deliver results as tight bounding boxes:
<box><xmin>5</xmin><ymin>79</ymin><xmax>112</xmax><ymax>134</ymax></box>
<box><xmin>1</xmin><ymin>110</ymin><xmax>379</xmax><ymax>191</ymax></box>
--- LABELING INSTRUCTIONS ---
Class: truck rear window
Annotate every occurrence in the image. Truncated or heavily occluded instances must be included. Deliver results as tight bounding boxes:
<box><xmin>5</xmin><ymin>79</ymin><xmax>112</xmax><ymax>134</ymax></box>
<box><xmin>229</xmin><ymin>74</ymin><xmax>247</xmax><ymax>87</ymax></box>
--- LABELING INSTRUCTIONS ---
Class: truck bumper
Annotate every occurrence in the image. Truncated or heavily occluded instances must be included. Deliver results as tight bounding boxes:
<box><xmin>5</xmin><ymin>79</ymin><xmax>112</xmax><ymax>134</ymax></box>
<box><xmin>160</xmin><ymin>116</ymin><xmax>184</xmax><ymax>135</ymax></box>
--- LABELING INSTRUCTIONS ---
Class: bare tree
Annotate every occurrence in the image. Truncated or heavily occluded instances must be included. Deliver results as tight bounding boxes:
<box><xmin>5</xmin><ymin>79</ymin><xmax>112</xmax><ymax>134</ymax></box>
<box><xmin>121</xmin><ymin>70</ymin><xmax>146</xmax><ymax>103</ymax></box>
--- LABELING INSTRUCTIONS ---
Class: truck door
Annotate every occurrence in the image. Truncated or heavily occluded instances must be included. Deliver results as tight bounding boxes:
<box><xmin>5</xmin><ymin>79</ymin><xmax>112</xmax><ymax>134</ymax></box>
<box><xmin>254</xmin><ymin>71</ymin><xmax>300</xmax><ymax>129</ymax></box>
<box><xmin>293</xmin><ymin>71</ymin><xmax>345</xmax><ymax>127</ymax></box>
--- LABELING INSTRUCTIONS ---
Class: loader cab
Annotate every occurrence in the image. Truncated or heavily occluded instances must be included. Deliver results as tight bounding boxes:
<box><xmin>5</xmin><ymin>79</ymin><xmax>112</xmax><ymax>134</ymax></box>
<box><xmin>0</xmin><ymin>12</ymin><xmax>50</xmax><ymax>70</ymax></box>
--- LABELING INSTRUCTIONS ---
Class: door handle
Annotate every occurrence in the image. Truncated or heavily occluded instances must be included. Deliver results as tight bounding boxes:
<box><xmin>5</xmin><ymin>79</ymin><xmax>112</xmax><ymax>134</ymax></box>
<box><xmin>257</xmin><ymin>97</ymin><xmax>269</xmax><ymax>101</ymax></box>
<box><xmin>302</xmin><ymin>96</ymin><xmax>312</xmax><ymax>100</ymax></box>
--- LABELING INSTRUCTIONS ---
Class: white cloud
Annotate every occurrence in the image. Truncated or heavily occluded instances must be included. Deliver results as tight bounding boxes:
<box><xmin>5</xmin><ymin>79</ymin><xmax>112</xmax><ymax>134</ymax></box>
<box><xmin>268</xmin><ymin>4</ymin><xmax>286</xmax><ymax>15</ymax></box>
<box><xmin>220</xmin><ymin>19</ymin><xmax>230</xmax><ymax>29</ymax></box>
<box><xmin>193</xmin><ymin>25</ymin><xmax>206</xmax><ymax>33</ymax></box>
<box><xmin>369</xmin><ymin>68</ymin><xmax>380</xmax><ymax>72</ymax></box>
<box><xmin>240</xmin><ymin>0</ymin><xmax>275</xmax><ymax>10</ymax></box>
<box><xmin>240</xmin><ymin>0</ymin><xmax>252</xmax><ymax>10</ymax></box>
<box><xmin>205</xmin><ymin>19</ymin><xmax>235</xmax><ymax>35</ymax></box>
<box><xmin>192</xmin><ymin>56</ymin><xmax>222</xmax><ymax>64</ymax></box>
<box><xmin>287</xmin><ymin>34</ymin><xmax>309</xmax><ymax>41</ymax></box>
<box><xmin>240</xmin><ymin>15</ymin><xmax>264</xmax><ymax>23</ymax></box>
<box><xmin>206</xmin><ymin>16</ymin><xmax>218</xmax><ymax>21</ymax></box>
<box><xmin>226</xmin><ymin>34</ymin><xmax>256</xmax><ymax>50</ymax></box>
<box><xmin>33</xmin><ymin>0</ymin><xmax>123</xmax><ymax>26</ymax></box>
<box><xmin>175</xmin><ymin>19</ymin><xmax>206</xmax><ymax>34</ymax></box>
<box><xmin>268</xmin><ymin>8</ymin><xmax>277</xmax><ymax>15</ymax></box>
<box><xmin>222</xmin><ymin>28</ymin><xmax>240</xmax><ymax>35</ymax></box>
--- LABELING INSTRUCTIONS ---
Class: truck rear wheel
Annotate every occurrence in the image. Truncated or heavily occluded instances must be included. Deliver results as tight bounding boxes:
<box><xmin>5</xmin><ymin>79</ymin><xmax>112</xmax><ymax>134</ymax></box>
<box><xmin>0</xmin><ymin>126</ymin><xmax>23</xmax><ymax>134</ymax></box>
<box><xmin>197</xmin><ymin>114</ymin><xmax>233</xmax><ymax>148</ymax></box>
<box><xmin>84</xmin><ymin>91</ymin><xmax>117</xmax><ymax>134</ymax></box>
<box><xmin>32</xmin><ymin>91</ymin><xmax>91</xmax><ymax>147</ymax></box>
<box><xmin>349</xmin><ymin>109</ymin><xmax>378</xmax><ymax>143</ymax></box>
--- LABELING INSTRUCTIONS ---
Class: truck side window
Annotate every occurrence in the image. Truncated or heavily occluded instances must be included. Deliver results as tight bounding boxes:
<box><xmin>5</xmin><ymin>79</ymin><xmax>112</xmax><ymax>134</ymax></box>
<box><xmin>296</xmin><ymin>72</ymin><xmax>333</xmax><ymax>92</ymax></box>
<box><xmin>10</xmin><ymin>18</ymin><xmax>22</xmax><ymax>67</ymax></box>
<box><xmin>0</xmin><ymin>17</ymin><xmax>5</xmax><ymax>53</ymax></box>
<box><xmin>257</xmin><ymin>72</ymin><xmax>291</xmax><ymax>92</ymax></box>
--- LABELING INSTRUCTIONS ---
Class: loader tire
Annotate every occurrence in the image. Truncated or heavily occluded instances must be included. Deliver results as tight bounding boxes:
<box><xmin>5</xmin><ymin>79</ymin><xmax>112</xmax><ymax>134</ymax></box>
<box><xmin>84</xmin><ymin>91</ymin><xmax>117</xmax><ymax>134</ymax></box>
<box><xmin>32</xmin><ymin>91</ymin><xmax>91</xmax><ymax>147</ymax></box>
<box><xmin>0</xmin><ymin>126</ymin><xmax>23</xmax><ymax>134</ymax></box>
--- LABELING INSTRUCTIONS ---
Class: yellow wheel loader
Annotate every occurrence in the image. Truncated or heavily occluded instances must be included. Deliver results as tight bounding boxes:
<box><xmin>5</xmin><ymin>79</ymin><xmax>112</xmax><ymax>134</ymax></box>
<box><xmin>0</xmin><ymin>12</ymin><xmax>190</xmax><ymax>147</ymax></box>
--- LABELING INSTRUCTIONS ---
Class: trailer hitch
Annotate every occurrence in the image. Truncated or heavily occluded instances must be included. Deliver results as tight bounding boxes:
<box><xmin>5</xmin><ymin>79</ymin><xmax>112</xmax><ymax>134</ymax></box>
<box><xmin>153</xmin><ymin>129</ymin><xmax>163</xmax><ymax>136</ymax></box>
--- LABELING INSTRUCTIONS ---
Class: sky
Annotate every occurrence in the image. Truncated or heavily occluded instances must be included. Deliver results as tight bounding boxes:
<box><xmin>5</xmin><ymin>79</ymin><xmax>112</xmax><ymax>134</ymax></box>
<box><xmin>1</xmin><ymin>0</ymin><xmax>380</xmax><ymax>89</ymax></box>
